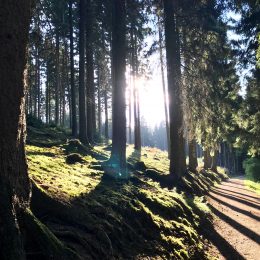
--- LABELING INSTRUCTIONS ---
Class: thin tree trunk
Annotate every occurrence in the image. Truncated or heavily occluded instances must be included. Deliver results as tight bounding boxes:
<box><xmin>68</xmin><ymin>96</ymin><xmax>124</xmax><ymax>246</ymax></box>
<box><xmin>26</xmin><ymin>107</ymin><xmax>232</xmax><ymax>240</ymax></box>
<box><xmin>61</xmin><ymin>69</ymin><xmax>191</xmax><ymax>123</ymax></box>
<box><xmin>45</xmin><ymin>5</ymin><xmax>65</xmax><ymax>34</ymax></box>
<box><xmin>36</xmin><ymin>47</ymin><xmax>41</xmax><ymax>120</ymax></box>
<box><xmin>128</xmin><ymin>69</ymin><xmax>132</xmax><ymax>144</ymax></box>
<box><xmin>211</xmin><ymin>149</ymin><xmax>218</xmax><ymax>172</ymax></box>
<box><xmin>188</xmin><ymin>139</ymin><xmax>198</xmax><ymax>172</ymax></box>
<box><xmin>61</xmin><ymin>46</ymin><xmax>66</xmax><ymax>126</ymax></box>
<box><xmin>48</xmin><ymin>69</ymin><xmax>51</xmax><ymax>123</ymax></box>
<box><xmin>97</xmin><ymin>65</ymin><xmax>102</xmax><ymax>139</ymax></box>
<box><xmin>46</xmin><ymin>62</ymin><xmax>49</xmax><ymax>124</ymax></box>
<box><xmin>34</xmin><ymin>49</ymin><xmax>37</xmax><ymax>118</ymax></box>
<box><xmin>86</xmin><ymin>0</ymin><xmax>95</xmax><ymax>143</ymax></box>
<box><xmin>55</xmin><ymin>32</ymin><xmax>60</xmax><ymax>125</ymax></box>
<box><xmin>204</xmin><ymin>148</ymin><xmax>211</xmax><ymax>169</ymax></box>
<box><xmin>163</xmin><ymin>0</ymin><xmax>186</xmax><ymax>180</ymax></box>
<box><xmin>158</xmin><ymin>14</ymin><xmax>170</xmax><ymax>155</ymax></box>
<box><xmin>131</xmin><ymin>28</ymin><xmax>141</xmax><ymax>151</ymax></box>
<box><xmin>104</xmin><ymin>88</ymin><xmax>109</xmax><ymax>142</ymax></box>
<box><xmin>78</xmin><ymin>0</ymin><xmax>88</xmax><ymax>144</ymax></box>
<box><xmin>69</xmin><ymin>0</ymin><xmax>77</xmax><ymax>136</ymax></box>
<box><xmin>29</xmin><ymin>60</ymin><xmax>33</xmax><ymax>115</ymax></box>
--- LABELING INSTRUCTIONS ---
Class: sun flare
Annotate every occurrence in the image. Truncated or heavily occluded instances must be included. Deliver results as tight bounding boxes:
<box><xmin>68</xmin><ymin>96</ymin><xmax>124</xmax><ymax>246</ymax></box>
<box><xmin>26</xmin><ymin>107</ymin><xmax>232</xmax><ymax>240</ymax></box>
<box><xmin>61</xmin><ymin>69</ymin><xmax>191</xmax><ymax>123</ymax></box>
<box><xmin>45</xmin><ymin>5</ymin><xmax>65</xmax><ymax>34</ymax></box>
<box><xmin>126</xmin><ymin>72</ymin><xmax>167</xmax><ymax>128</ymax></box>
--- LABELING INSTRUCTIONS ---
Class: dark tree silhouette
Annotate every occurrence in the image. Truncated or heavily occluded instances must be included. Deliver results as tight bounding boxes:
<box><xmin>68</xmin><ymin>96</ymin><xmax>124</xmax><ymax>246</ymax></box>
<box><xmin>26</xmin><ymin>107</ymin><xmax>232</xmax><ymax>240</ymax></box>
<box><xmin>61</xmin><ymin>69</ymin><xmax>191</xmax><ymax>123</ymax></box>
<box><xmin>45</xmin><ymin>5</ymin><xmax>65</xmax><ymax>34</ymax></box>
<box><xmin>78</xmin><ymin>0</ymin><xmax>88</xmax><ymax>144</ymax></box>
<box><xmin>0</xmin><ymin>1</ymin><xmax>32</xmax><ymax>258</ymax></box>
<box><xmin>108</xmin><ymin>0</ymin><xmax>128</xmax><ymax>178</ymax></box>
<box><xmin>69</xmin><ymin>0</ymin><xmax>77</xmax><ymax>136</ymax></box>
<box><xmin>163</xmin><ymin>0</ymin><xmax>186</xmax><ymax>180</ymax></box>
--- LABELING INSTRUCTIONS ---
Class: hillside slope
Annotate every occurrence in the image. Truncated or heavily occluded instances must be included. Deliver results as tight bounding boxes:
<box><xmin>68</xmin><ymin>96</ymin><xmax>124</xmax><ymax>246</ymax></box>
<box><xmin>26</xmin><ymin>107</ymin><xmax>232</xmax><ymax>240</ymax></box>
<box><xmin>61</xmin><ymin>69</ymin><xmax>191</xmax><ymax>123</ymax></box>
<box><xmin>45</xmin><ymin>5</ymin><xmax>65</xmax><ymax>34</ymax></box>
<box><xmin>26</xmin><ymin>126</ymin><xmax>227</xmax><ymax>259</ymax></box>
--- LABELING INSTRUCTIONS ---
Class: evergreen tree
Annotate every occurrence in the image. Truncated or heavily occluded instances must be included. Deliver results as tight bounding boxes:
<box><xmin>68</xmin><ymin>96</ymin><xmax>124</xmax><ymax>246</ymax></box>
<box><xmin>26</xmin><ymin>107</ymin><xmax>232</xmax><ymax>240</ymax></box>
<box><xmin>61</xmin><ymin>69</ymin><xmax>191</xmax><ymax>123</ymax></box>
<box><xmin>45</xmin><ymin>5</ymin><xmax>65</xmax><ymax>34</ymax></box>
<box><xmin>107</xmin><ymin>0</ymin><xmax>128</xmax><ymax>178</ymax></box>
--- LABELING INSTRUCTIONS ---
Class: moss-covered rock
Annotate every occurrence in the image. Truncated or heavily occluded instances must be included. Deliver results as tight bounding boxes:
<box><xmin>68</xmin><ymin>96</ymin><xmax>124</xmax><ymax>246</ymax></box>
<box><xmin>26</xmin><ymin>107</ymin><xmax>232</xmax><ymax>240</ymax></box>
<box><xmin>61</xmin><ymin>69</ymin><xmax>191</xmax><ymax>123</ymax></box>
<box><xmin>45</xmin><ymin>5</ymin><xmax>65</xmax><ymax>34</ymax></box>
<box><xmin>66</xmin><ymin>153</ymin><xmax>84</xmax><ymax>164</ymax></box>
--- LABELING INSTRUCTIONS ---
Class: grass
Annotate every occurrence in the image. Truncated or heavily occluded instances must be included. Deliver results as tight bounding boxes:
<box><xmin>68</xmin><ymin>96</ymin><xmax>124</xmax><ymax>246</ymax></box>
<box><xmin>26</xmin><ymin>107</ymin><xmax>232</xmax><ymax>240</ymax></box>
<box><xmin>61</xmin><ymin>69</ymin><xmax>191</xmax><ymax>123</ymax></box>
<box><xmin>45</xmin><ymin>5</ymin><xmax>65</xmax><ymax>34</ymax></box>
<box><xmin>26</xmin><ymin>126</ymin><xmax>227</xmax><ymax>259</ymax></box>
<box><xmin>244</xmin><ymin>179</ymin><xmax>260</xmax><ymax>195</ymax></box>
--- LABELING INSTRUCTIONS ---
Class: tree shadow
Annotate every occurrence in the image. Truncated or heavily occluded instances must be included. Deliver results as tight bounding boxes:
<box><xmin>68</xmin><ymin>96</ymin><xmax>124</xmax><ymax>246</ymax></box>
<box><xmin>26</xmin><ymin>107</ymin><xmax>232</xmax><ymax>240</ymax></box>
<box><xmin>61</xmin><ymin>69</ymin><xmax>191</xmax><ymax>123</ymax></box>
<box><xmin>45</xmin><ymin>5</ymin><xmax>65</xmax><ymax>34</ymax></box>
<box><xmin>144</xmin><ymin>168</ymin><xmax>175</xmax><ymax>189</ymax></box>
<box><xmin>216</xmin><ymin>187</ymin><xmax>260</xmax><ymax>201</ymax></box>
<box><xmin>128</xmin><ymin>149</ymin><xmax>141</xmax><ymax>163</ymax></box>
<box><xmin>200</xmin><ymin>222</ymin><xmax>246</xmax><ymax>260</ymax></box>
<box><xmin>49</xmin><ymin>173</ymin><xmax>191</xmax><ymax>259</ymax></box>
<box><xmin>212</xmin><ymin>188</ymin><xmax>260</xmax><ymax>205</ymax></box>
<box><xmin>210</xmin><ymin>189</ymin><xmax>260</xmax><ymax>210</ymax></box>
<box><xmin>207</xmin><ymin>193</ymin><xmax>260</xmax><ymax>221</ymax></box>
<box><xmin>26</xmin><ymin>150</ymin><xmax>56</xmax><ymax>157</ymax></box>
<box><xmin>209</xmin><ymin>204</ymin><xmax>260</xmax><ymax>244</ymax></box>
<box><xmin>142</xmin><ymin>169</ymin><xmax>220</xmax><ymax>195</ymax></box>
<box><xmin>227</xmin><ymin>180</ymin><xmax>245</xmax><ymax>186</ymax></box>
<box><xmin>221</xmin><ymin>183</ymin><xmax>251</xmax><ymax>192</ymax></box>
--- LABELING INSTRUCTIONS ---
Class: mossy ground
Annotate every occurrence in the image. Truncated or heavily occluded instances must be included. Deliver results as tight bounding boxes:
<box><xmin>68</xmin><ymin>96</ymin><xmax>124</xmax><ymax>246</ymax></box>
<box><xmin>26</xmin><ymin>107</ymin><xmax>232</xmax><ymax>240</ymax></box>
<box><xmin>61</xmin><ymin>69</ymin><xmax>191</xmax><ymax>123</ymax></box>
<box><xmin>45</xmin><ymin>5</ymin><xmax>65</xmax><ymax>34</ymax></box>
<box><xmin>244</xmin><ymin>179</ymin><xmax>260</xmax><ymax>194</ymax></box>
<box><xmin>26</xmin><ymin>126</ymin><xmax>227</xmax><ymax>259</ymax></box>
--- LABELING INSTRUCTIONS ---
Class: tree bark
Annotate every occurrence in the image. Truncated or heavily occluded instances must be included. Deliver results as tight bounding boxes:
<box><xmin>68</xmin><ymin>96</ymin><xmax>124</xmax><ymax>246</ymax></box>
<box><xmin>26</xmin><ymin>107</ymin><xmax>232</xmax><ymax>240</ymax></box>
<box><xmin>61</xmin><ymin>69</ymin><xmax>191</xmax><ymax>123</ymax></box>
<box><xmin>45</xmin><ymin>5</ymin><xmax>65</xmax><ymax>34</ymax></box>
<box><xmin>204</xmin><ymin>148</ymin><xmax>211</xmax><ymax>169</ymax></box>
<box><xmin>188</xmin><ymin>139</ymin><xmax>198</xmax><ymax>172</ymax></box>
<box><xmin>36</xmin><ymin>46</ymin><xmax>41</xmax><ymax>120</ymax></box>
<box><xmin>86</xmin><ymin>0</ymin><xmax>95</xmax><ymax>143</ymax></box>
<box><xmin>109</xmin><ymin>0</ymin><xmax>127</xmax><ymax>178</ymax></box>
<box><xmin>46</xmin><ymin>62</ymin><xmax>50</xmax><ymax>124</ymax></box>
<box><xmin>130</xmin><ymin>26</ymin><xmax>141</xmax><ymax>151</ymax></box>
<box><xmin>211</xmin><ymin>149</ymin><xmax>218</xmax><ymax>172</ymax></box>
<box><xmin>163</xmin><ymin>0</ymin><xmax>186</xmax><ymax>180</ymax></box>
<box><xmin>104</xmin><ymin>87</ymin><xmax>109</xmax><ymax>142</ymax></box>
<box><xmin>0</xmin><ymin>1</ymin><xmax>32</xmax><ymax>258</ymax></box>
<box><xmin>97</xmin><ymin>65</ymin><xmax>102</xmax><ymax>139</ymax></box>
<box><xmin>55</xmin><ymin>32</ymin><xmax>60</xmax><ymax>125</ymax></box>
<box><xmin>158</xmin><ymin>14</ymin><xmax>170</xmax><ymax>156</ymax></box>
<box><xmin>128</xmin><ymin>69</ymin><xmax>132</xmax><ymax>144</ymax></box>
<box><xmin>69</xmin><ymin>0</ymin><xmax>77</xmax><ymax>136</ymax></box>
<box><xmin>78</xmin><ymin>0</ymin><xmax>88</xmax><ymax>144</ymax></box>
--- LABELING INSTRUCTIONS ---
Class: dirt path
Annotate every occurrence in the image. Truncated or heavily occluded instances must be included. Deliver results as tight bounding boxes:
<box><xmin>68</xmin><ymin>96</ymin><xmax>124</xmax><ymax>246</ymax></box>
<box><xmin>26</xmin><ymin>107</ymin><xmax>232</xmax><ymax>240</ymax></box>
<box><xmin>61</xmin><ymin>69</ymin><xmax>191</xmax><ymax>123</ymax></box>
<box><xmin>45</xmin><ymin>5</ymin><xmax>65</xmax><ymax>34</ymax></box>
<box><xmin>206</xmin><ymin>176</ymin><xmax>260</xmax><ymax>260</ymax></box>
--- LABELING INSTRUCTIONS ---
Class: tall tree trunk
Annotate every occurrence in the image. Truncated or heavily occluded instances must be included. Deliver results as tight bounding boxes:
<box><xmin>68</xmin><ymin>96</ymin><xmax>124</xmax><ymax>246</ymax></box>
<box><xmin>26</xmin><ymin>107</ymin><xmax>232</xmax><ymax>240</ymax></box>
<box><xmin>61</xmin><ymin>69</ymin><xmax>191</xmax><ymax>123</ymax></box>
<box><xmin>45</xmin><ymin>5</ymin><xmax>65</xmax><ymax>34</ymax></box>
<box><xmin>55</xmin><ymin>32</ymin><xmax>60</xmax><ymax>125</ymax></box>
<box><xmin>158</xmin><ymin>14</ymin><xmax>170</xmax><ymax>156</ymax></box>
<box><xmin>36</xmin><ymin>47</ymin><xmax>41</xmax><ymax>120</ymax></box>
<box><xmin>33</xmin><ymin>49</ymin><xmax>37</xmax><ymax>118</ymax></box>
<box><xmin>46</xmin><ymin>62</ymin><xmax>49</xmax><ymax>124</ymax></box>
<box><xmin>128</xmin><ymin>70</ymin><xmax>132</xmax><ymax>144</ymax></box>
<box><xmin>131</xmin><ymin>27</ymin><xmax>141</xmax><ymax>151</ymax></box>
<box><xmin>163</xmin><ymin>0</ymin><xmax>186</xmax><ymax>180</ymax></box>
<box><xmin>69</xmin><ymin>0</ymin><xmax>77</xmax><ymax>136</ymax></box>
<box><xmin>188</xmin><ymin>139</ymin><xmax>198</xmax><ymax>172</ymax></box>
<box><xmin>211</xmin><ymin>149</ymin><xmax>218</xmax><ymax>172</ymax></box>
<box><xmin>28</xmin><ymin>60</ymin><xmax>33</xmax><ymax>115</ymax></box>
<box><xmin>109</xmin><ymin>0</ymin><xmax>127</xmax><ymax>177</ymax></box>
<box><xmin>78</xmin><ymin>0</ymin><xmax>88</xmax><ymax>144</ymax></box>
<box><xmin>104</xmin><ymin>87</ymin><xmax>109</xmax><ymax>142</ymax></box>
<box><xmin>60</xmin><ymin>46</ymin><xmax>65</xmax><ymax>126</ymax></box>
<box><xmin>97</xmin><ymin>65</ymin><xmax>102</xmax><ymax>139</ymax></box>
<box><xmin>204</xmin><ymin>148</ymin><xmax>211</xmax><ymax>169</ymax></box>
<box><xmin>86</xmin><ymin>0</ymin><xmax>95</xmax><ymax>143</ymax></box>
<box><xmin>0</xmin><ymin>1</ymin><xmax>32</xmax><ymax>258</ymax></box>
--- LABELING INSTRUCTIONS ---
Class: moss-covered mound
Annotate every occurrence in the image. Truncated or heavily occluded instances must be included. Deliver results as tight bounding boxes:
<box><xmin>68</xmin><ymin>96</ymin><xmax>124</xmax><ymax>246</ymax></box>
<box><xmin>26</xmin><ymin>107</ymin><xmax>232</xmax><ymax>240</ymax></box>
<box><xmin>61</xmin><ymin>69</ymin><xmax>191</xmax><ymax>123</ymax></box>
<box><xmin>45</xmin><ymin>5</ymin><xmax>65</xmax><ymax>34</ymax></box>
<box><xmin>26</xmin><ymin>127</ymin><xmax>227</xmax><ymax>259</ymax></box>
<box><xmin>27</xmin><ymin>126</ymin><xmax>69</xmax><ymax>147</ymax></box>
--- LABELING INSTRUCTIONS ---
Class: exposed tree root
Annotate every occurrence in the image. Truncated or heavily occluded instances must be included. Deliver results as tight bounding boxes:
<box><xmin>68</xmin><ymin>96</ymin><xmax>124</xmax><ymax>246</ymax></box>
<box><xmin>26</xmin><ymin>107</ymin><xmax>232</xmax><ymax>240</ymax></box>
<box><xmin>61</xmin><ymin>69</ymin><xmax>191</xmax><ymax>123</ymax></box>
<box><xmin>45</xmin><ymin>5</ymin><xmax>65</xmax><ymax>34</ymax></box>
<box><xmin>30</xmin><ymin>181</ymin><xmax>115</xmax><ymax>259</ymax></box>
<box><xmin>20</xmin><ymin>209</ymin><xmax>79</xmax><ymax>260</ymax></box>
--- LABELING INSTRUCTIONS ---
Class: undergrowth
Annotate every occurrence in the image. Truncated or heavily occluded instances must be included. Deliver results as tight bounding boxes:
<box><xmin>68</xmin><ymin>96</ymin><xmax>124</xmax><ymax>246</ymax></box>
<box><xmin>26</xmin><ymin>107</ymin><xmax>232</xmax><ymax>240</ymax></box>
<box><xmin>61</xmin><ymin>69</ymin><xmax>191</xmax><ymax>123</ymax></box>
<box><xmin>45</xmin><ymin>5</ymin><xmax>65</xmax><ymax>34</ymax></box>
<box><xmin>26</xmin><ymin>126</ymin><xmax>227</xmax><ymax>259</ymax></box>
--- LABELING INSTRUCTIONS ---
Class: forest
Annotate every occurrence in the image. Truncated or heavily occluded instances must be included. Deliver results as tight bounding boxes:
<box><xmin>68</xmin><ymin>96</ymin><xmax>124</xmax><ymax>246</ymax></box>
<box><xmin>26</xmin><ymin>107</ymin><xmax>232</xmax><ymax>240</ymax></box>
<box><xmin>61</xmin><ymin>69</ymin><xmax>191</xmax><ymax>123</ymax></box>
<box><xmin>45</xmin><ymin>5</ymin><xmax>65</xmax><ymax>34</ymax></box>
<box><xmin>0</xmin><ymin>0</ymin><xmax>259</xmax><ymax>259</ymax></box>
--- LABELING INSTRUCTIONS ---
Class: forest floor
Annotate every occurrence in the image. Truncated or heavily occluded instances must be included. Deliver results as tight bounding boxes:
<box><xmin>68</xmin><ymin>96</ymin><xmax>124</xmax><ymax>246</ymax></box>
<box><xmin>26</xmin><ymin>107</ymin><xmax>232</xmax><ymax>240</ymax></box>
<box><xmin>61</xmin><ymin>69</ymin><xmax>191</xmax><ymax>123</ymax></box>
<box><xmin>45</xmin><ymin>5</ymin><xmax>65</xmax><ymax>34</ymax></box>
<box><xmin>25</xmin><ymin>125</ymin><xmax>234</xmax><ymax>259</ymax></box>
<box><xmin>205</xmin><ymin>177</ymin><xmax>260</xmax><ymax>260</ymax></box>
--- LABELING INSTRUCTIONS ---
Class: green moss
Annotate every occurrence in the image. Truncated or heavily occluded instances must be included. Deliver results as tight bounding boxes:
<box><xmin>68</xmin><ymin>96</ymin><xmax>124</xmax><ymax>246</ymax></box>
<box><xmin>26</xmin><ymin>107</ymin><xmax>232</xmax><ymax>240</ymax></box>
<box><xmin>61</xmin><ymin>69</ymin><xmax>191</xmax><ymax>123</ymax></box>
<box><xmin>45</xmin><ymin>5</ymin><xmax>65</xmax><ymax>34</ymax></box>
<box><xmin>26</xmin><ymin>126</ymin><xmax>226</xmax><ymax>259</ymax></box>
<box><xmin>27</xmin><ymin>145</ymin><xmax>101</xmax><ymax>201</ymax></box>
<box><xmin>22</xmin><ymin>208</ymin><xmax>78</xmax><ymax>259</ymax></box>
<box><xmin>244</xmin><ymin>179</ymin><xmax>260</xmax><ymax>194</ymax></box>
